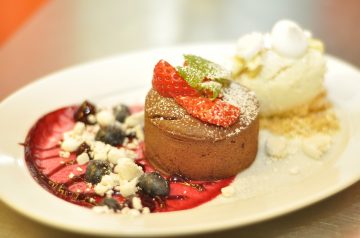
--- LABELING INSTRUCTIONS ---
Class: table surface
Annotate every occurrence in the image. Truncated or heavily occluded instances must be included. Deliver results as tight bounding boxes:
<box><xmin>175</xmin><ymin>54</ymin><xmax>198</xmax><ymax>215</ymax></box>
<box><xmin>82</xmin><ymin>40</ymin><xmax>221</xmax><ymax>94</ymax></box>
<box><xmin>1</xmin><ymin>0</ymin><xmax>360</xmax><ymax>237</ymax></box>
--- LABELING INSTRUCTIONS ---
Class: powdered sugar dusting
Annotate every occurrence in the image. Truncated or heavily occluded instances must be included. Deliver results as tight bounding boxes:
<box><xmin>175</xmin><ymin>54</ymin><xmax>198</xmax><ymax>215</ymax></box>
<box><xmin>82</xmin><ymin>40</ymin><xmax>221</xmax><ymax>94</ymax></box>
<box><xmin>145</xmin><ymin>81</ymin><xmax>259</xmax><ymax>141</ymax></box>
<box><xmin>222</xmin><ymin>82</ymin><xmax>260</xmax><ymax>137</ymax></box>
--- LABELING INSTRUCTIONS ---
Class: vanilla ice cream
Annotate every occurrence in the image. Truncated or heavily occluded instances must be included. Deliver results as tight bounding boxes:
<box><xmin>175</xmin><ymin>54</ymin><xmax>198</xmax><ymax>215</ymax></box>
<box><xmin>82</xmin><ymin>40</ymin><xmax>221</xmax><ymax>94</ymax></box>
<box><xmin>232</xmin><ymin>20</ymin><xmax>325</xmax><ymax>116</ymax></box>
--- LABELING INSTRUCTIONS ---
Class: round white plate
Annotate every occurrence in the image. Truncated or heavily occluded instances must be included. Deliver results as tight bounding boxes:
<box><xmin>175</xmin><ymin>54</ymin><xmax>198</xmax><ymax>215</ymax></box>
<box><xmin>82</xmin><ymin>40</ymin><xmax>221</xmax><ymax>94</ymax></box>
<box><xmin>0</xmin><ymin>43</ymin><xmax>360</xmax><ymax>237</ymax></box>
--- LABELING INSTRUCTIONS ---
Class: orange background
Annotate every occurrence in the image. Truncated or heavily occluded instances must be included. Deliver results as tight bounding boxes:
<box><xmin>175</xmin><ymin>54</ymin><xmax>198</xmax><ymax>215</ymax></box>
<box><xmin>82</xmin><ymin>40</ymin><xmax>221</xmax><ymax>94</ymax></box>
<box><xmin>0</xmin><ymin>0</ymin><xmax>48</xmax><ymax>45</ymax></box>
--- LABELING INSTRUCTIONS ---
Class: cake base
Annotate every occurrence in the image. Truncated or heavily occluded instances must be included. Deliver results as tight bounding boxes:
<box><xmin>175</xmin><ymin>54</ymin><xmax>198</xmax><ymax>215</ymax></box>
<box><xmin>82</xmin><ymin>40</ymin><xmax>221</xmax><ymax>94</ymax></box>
<box><xmin>144</xmin><ymin>83</ymin><xmax>260</xmax><ymax>180</ymax></box>
<box><xmin>144</xmin><ymin>116</ymin><xmax>259</xmax><ymax>180</ymax></box>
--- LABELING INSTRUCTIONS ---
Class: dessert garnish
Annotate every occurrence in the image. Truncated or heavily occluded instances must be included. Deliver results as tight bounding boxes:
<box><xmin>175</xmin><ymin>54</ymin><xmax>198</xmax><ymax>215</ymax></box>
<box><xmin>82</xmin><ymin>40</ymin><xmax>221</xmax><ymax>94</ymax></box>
<box><xmin>24</xmin><ymin>101</ymin><xmax>233</xmax><ymax>215</ymax></box>
<box><xmin>152</xmin><ymin>55</ymin><xmax>240</xmax><ymax>127</ymax></box>
<box><xmin>175</xmin><ymin>96</ymin><xmax>240</xmax><ymax>128</ymax></box>
<box><xmin>177</xmin><ymin>54</ymin><xmax>229</xmax><ymax>99</ymax></box>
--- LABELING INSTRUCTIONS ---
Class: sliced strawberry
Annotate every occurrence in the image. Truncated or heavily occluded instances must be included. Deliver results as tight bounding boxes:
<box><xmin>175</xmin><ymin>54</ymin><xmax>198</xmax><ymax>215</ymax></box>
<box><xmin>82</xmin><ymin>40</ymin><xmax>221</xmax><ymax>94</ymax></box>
<box><xmin>152</xmin><ymin>60</ymin><xmax>199</xmax><ymax>97</ymax></box>
<box><xmin>175</xmin><ymin>96</ymin><xmax>240</xmax><ymax>127</ymax></box>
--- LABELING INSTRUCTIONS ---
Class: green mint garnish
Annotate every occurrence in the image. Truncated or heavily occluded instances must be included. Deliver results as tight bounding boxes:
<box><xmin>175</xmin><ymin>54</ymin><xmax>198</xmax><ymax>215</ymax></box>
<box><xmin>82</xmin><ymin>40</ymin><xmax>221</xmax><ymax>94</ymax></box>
<box><xmin>198</xmin><ymin>81</ymin><xmax>222</xmax><ymax>99</ymax></box>
<box><xmin>177</xmin><ymin>55</ymin><xmax>230</xmax><ymax>99</ymax></box>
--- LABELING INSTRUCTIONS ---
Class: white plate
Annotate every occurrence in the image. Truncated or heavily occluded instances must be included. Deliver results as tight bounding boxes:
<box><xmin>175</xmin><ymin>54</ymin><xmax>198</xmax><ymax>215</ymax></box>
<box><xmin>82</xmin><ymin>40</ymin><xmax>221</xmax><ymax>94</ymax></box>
<box><xmin>0</xmin><ymin>43</ymin><xmax>360</xmax><ymax>237</ymax></box>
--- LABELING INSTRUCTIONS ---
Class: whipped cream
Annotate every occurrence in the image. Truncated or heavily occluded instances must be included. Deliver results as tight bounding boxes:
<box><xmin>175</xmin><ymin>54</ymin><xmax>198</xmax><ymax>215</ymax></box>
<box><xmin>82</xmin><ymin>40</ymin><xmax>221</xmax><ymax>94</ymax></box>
<box><xmin>233</xmin><ymin>19</ymin><xmax>325</xmax><ymax>116</ymax></box>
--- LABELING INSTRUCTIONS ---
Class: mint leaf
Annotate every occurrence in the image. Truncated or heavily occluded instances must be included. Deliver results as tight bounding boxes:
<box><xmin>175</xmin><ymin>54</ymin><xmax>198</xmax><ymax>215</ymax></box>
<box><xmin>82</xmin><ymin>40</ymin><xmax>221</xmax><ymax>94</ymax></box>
<box><xmin>198</xmin><ymin>81</ymin><xmax>222</xmax><ymax>99</ymax></box>
<box><xmin>177</xmin><ymin>55</ymin><xmax>230</xmax><ymax>99</ymax></box>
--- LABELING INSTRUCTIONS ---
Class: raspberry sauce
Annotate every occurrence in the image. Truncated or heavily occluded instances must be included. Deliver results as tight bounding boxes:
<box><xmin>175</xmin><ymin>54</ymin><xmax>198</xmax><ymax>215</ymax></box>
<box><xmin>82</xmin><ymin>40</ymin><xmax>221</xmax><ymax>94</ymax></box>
<box><xmin>23</xmin><ymin>106</ymin><xmax>234</xmax><ymax>212</ymax></box>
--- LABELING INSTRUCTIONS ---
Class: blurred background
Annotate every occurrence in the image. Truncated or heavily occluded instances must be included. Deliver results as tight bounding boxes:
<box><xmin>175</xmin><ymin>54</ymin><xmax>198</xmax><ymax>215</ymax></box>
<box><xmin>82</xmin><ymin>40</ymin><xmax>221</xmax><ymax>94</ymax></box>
<box><xmin>1</xmin><ymin>0</ymin><xmax>360</xmax><ymax>100</ymax></box>
<box><xmin>1</xmin><ymin>1</ymin><xmax>360</xmax><ymax>238</ymax></box>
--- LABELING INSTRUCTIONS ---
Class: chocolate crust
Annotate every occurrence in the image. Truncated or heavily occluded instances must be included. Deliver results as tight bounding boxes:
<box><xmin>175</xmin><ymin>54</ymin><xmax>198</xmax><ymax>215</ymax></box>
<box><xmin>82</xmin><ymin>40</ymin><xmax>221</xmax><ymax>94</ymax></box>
<box><xmin>144</xmin><ymin>82</ymin><xmax>260</xmax><ymax>180</ymax></box>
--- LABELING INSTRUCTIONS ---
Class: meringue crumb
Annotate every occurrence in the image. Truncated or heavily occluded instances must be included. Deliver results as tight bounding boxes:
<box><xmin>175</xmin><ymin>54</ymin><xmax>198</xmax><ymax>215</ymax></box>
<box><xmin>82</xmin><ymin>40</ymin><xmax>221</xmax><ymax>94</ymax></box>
<box><xmin>302</xmin><ymin>134</ymin><xmax>332</xmax><ymax>159</ymax></box>
<box><xmin>59</xmin><ymin>151</ymin><xmax>70</xmax><ymax>158</ymax></box>
<box><xmin>221</xmin><ymin>185</ymin><xmax>235</xmax><ymax>197</ymax></box>
<box><xmin>142</xmin><ymin>207</ymin><xmax>151</xmax><ymax>214</ymax></box>
<box><xmin>265</xmin><ymin>136</ymin><xmax>288</xmax><ymax>158</ymax></box>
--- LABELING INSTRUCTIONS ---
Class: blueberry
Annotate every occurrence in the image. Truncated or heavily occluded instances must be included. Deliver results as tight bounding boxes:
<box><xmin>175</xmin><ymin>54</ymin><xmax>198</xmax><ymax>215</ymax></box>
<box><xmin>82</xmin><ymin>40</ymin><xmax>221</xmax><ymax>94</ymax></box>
<box><xmin>100</xmin><ymin>198</ymin><xmax>122</xmax><ymax>211</ymax></box>
<box><xmin>95</xmin><ymin>125</ymin><xmax>126</xmax><ymax>146</ymax></box>
<box><xmin>84</xmin><ymin>160</ymin><xmax>110</xmax><ymax>184</ymax></box>
<box><xmin>74</xmin><ymin>100</ymin><xmax>96</xmax><ymax>125</ymax></box>
<box><xmin>113</xmin><ymin>104</ymin><xmax>130</xmax><ymax>123</ymax></box>
<box><xmin>138</xmin><ymin>172</ymin><xmax>170</xmax><ymax>197</ymax></box>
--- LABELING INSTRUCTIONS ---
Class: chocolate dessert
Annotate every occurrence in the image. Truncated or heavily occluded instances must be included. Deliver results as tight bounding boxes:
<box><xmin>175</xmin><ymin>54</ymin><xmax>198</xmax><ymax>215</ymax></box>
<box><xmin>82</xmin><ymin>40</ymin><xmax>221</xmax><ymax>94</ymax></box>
<box><xmin>144</xmin><ymin>55</ymin><xmax>260</xmax><ymax>180</ymax></box>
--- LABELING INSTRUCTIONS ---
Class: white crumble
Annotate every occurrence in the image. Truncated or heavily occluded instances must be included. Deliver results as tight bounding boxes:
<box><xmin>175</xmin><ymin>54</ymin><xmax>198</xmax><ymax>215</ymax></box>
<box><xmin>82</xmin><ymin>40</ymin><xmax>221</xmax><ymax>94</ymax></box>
<box><xmin>73</xmin><ymin>122</ymin><xmax>86</xmax><ymax>135</ymax></box>
<box><xmin>61</xmin><ymin>137</ymin><xmax>82</xmax><ymax>152</ymax></box>
<box><xmin>107</xmin><ymin>147</ymin><xmax>126</xmax><ymax>164</ymax></box>
<box><xmin>57</xmin><ymin>101</ymin><xmax>149</xmax><ymax>215</ymax></box>
<box><xmin>96</xmin><ymin>110</ymin><xmax>115</xmax><ymax>127</ymax></box>
<box><xmin>87</xmin><ymin>114</ymin><xmax>97</xmax><ymax>124</ymax></box>
<box><xmin>134</xmin><ymin>125</ymin><xmax>144</xmax><ymax>141</ymax></box>
<box><xmin>92</xmin><ymin>141</ymin><xmax>110</xmax><ymax>160</ymax></box>
<box><xmin>265</xmin><ymin>136</ymin><xmax>288</xmax><ymax>159</ymax></box>
<box><xmin>59</xmin><ymin>151</ymin><xmax>70</xmax><ymax>158</ymax></box>
<box><xmin>126</xmin><ymin>140</ymin><xmax>139</xmax><ymax>149</ymax></box>
<box><xmin>106</xmin><ymin>190</ymin><xmax>114</xmax><ymax>198</ymax></box>
<box><xmin>76</xmin><ymin>152</ymin><xmax>90</xmax><ymax>165</ymax></box>
<box><xmin>302</xmin><ymin>134</ymin><xmax>332</xmax><ymax>159</ymax></box>
<box><xmin>221</xmin><ymin>185</ymin><xmax>235</xmax><ymax>197</ymax></box>
<box><xmin>118</xmin><ymin>178</ymin><xmax>139</xmax><ymax>197</ymax></box>
<box><xmin>122</xmin><ymin>137</ymin><xmax>129</xmax><ymax>146</ymax></box>
<box><xmin>124</xmin><ymin>111</ymin><xmax>144</xmax><ymax>128</ymax></box>
<box><xmin>114</xmin><ymin>159</ymin><xmax>144</xmax><ymax>181</ymax></box>
<box><xmin>94</xmin><ymin>183</ymin><xmax>111</xmax><ymax>196</ymax></box>
<box><xmin>120</xmin><ymin>207</ymin><xmax>130</xmax><ymax>215</ymax></box>
<box><xmin>142</xmin><ymin>207</ymin><xmax>151</xmax><ymax>214</ymax></box>
<box><xmin>132</xmin><ymin>197</ymin><xmax>143</xmax><ymax>210</ymax></box>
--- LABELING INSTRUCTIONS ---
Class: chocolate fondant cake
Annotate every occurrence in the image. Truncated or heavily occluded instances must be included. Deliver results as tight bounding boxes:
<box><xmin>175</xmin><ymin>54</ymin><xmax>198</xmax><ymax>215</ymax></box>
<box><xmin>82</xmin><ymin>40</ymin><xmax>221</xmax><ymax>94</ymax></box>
<box><xmin>145</xmin><ymin>65</ymin><xmax>260</xmax><ymax>180</ymax></box>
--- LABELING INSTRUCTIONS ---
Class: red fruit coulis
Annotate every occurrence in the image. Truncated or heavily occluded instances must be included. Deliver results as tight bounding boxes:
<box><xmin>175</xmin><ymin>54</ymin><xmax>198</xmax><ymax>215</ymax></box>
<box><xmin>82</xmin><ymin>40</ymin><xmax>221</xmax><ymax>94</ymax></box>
<box><xmin>23</xmin><ymin>105</ymin><xmax>234</xmax><ymax>212</ymax></box>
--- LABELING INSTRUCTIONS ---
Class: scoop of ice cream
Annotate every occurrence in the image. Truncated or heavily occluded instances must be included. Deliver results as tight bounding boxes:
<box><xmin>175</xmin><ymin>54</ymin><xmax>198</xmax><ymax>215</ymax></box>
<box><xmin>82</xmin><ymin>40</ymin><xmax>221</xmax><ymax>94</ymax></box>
<box><xmin>232</xmin><ymin>20</ymin><xmax>325</xmax><ymax>116</ymax></box>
